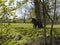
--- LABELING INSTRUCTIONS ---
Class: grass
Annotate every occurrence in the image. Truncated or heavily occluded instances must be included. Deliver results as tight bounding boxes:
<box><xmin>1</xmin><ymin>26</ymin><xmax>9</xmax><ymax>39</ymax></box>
<box><xmin>0</xmin><ymin>23</ymin><xmax>60</xmax><ymax>45</ymax></box>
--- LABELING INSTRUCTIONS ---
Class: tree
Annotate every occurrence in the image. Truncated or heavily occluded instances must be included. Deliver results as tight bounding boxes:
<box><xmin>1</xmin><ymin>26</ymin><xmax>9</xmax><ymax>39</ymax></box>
<box><xmin>54</xmin><ymin>0</ymin><xmax>57</xmax><ymax>24</ymax></box>
<box><xmin>34</xmin><ymin>0</ymin><xmax>43</xmax><ymax>28</ymax></box>
<box><xmin>34</xmin><ymin>0</ymin><xmax>41</xmax><ymax>19</ymax></box>
<box><xmin>0</xmin><ymin>0</ymin><xmax>15</xmax><ymax>45</ymax></box>
<box><xmin>50</xmin><ymin>0</ymin><xmax>57</xmax><ymax>45</ymax></box>
<box><xmin>42</xmin><ymin>0</ymin><xmax>47</xmax><ymax>45</ymax></box>
<box><xmin>23</xmin><ymin>10</ymin><xmax>26</xmax><ymax>23</ymax></box>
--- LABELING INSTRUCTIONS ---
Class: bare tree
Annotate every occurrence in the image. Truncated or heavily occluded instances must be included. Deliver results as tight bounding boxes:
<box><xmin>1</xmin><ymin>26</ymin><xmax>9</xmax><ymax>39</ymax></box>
<box><xmin>42</xmin><ymin>0</ymin><xmax>47</xmax><ymax>45</ymax></box>
<box><xmin>23</xmin><ymin>10</ymin><xmax>26</xmax><ymax>23</ymax></box>
<box><xmin>50</xmin><ymin>0</ymin><xmax>56</xmax><ymax>45</ymax></box>
<box><xmin>54</xmin><ymin>0</ymin><xmax>57</xmax><ymax>24</ymax></box>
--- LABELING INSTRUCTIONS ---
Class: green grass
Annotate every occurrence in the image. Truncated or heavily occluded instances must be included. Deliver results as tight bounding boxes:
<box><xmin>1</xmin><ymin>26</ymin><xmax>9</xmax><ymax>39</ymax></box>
<box><xmin>0</xmin><ymin>23</ymin><xmax>60</xmax><ymax>45</ymax></box>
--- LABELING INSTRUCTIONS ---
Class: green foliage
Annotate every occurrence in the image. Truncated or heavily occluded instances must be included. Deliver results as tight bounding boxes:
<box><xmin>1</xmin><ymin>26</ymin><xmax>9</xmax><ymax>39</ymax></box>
<box><xmin>0</xmin><ymin>0</ymin><xmax>16</xmax><ymax>23</ymax></box>
<box><xmin>0</xmin><ymin>23</ymin><xmax>60</xmax><ymax>45</ymax></box>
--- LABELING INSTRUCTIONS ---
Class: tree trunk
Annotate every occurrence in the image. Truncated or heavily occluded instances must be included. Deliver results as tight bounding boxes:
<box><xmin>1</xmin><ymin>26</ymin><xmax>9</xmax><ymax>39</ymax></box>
<box><xmin>34</xmin><ymin>0</ymin><xmax>41</xmax><ymax>19</ymax></box>
<box><xmin>54</xmin><ymin>0</ymin><xmax>57</xmax><ymax>24</ymax></box>
<box><xmin>43</xmin><ymin>0</ymin><xmax>47</xmax><ymax>45</ymax></box>
<box><xmin>24</xmin><ymin>15</ymin><xmax>25</xmax><ymax>23</ymax></box>
<box><xmin>50</xmin><ymin>20</ymin><xmax>53</xmax><ymax>45</ymax></box>
<box><xmin>50</xmin><ymin>0</ymin><xmax>56</xmax><ymax>45</ymax></box>
<box><xmin>34</xmin><ymin>0</ymin><xmax>43</xmax><ymax>28</ymax></box>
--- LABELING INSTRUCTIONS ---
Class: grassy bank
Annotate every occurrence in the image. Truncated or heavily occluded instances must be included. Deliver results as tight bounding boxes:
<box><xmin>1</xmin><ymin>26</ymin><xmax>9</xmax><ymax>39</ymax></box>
<box><xmin>0</xmin><ymin>23</ymin><xmax>60</xmax><ymax>45</ymax></box>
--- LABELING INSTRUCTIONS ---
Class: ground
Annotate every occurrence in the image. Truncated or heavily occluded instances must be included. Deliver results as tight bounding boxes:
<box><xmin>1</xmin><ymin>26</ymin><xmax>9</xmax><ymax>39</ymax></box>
<box><xmin>0</xmin><ymin>23</ymin><xmax>60</xmax><ymax>45</ymax></box>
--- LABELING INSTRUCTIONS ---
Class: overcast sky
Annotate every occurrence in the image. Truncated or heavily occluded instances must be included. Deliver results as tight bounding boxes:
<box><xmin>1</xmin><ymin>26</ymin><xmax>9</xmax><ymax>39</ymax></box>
<box><xmin>5</xmin><ymin>0</ymin><xmax>60</xmax><ymax>19</ymax></box>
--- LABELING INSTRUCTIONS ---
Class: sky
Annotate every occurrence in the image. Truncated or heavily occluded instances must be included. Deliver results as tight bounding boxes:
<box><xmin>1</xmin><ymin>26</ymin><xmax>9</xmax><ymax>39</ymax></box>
<box><xmin>5</xmin><ymin>0</ymin><xmax>60</xmax><ymax>19</ymax></box>
<box><xmin>5</xmin><ymin>0</ymin><xmax>34</xmax><ymax>19</ymax></box>
<box><xmin>15</xmin><ymin>0</ymin><xmax>34</xmax><ymax>19</ymax></box>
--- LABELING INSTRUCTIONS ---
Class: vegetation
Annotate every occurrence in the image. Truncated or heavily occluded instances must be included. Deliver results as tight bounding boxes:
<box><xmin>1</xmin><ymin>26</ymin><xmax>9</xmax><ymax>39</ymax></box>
<box><xmin>0</xmin><ymin>23</ymin><xmax>60</xmax><ymax>45</ymax></box>
<box><xmin>0</xmin><ymin>0</ymin><xmax>60</xmax><ymax>45</ymax></box>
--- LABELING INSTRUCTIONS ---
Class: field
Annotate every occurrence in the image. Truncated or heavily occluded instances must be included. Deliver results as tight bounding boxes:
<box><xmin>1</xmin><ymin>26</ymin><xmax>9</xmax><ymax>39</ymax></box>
<box><xmin>0</xmin><ymin>23</ymin><xmax>60</xmax><ymax>45</ymax></box>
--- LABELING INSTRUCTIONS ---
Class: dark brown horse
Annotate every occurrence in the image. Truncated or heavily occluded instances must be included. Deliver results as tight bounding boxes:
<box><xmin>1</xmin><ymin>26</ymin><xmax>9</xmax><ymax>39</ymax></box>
<box><xmin>31</xmin><ymin>18</ymin><xmax>43</xmax><ymax>28</ymax></box>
